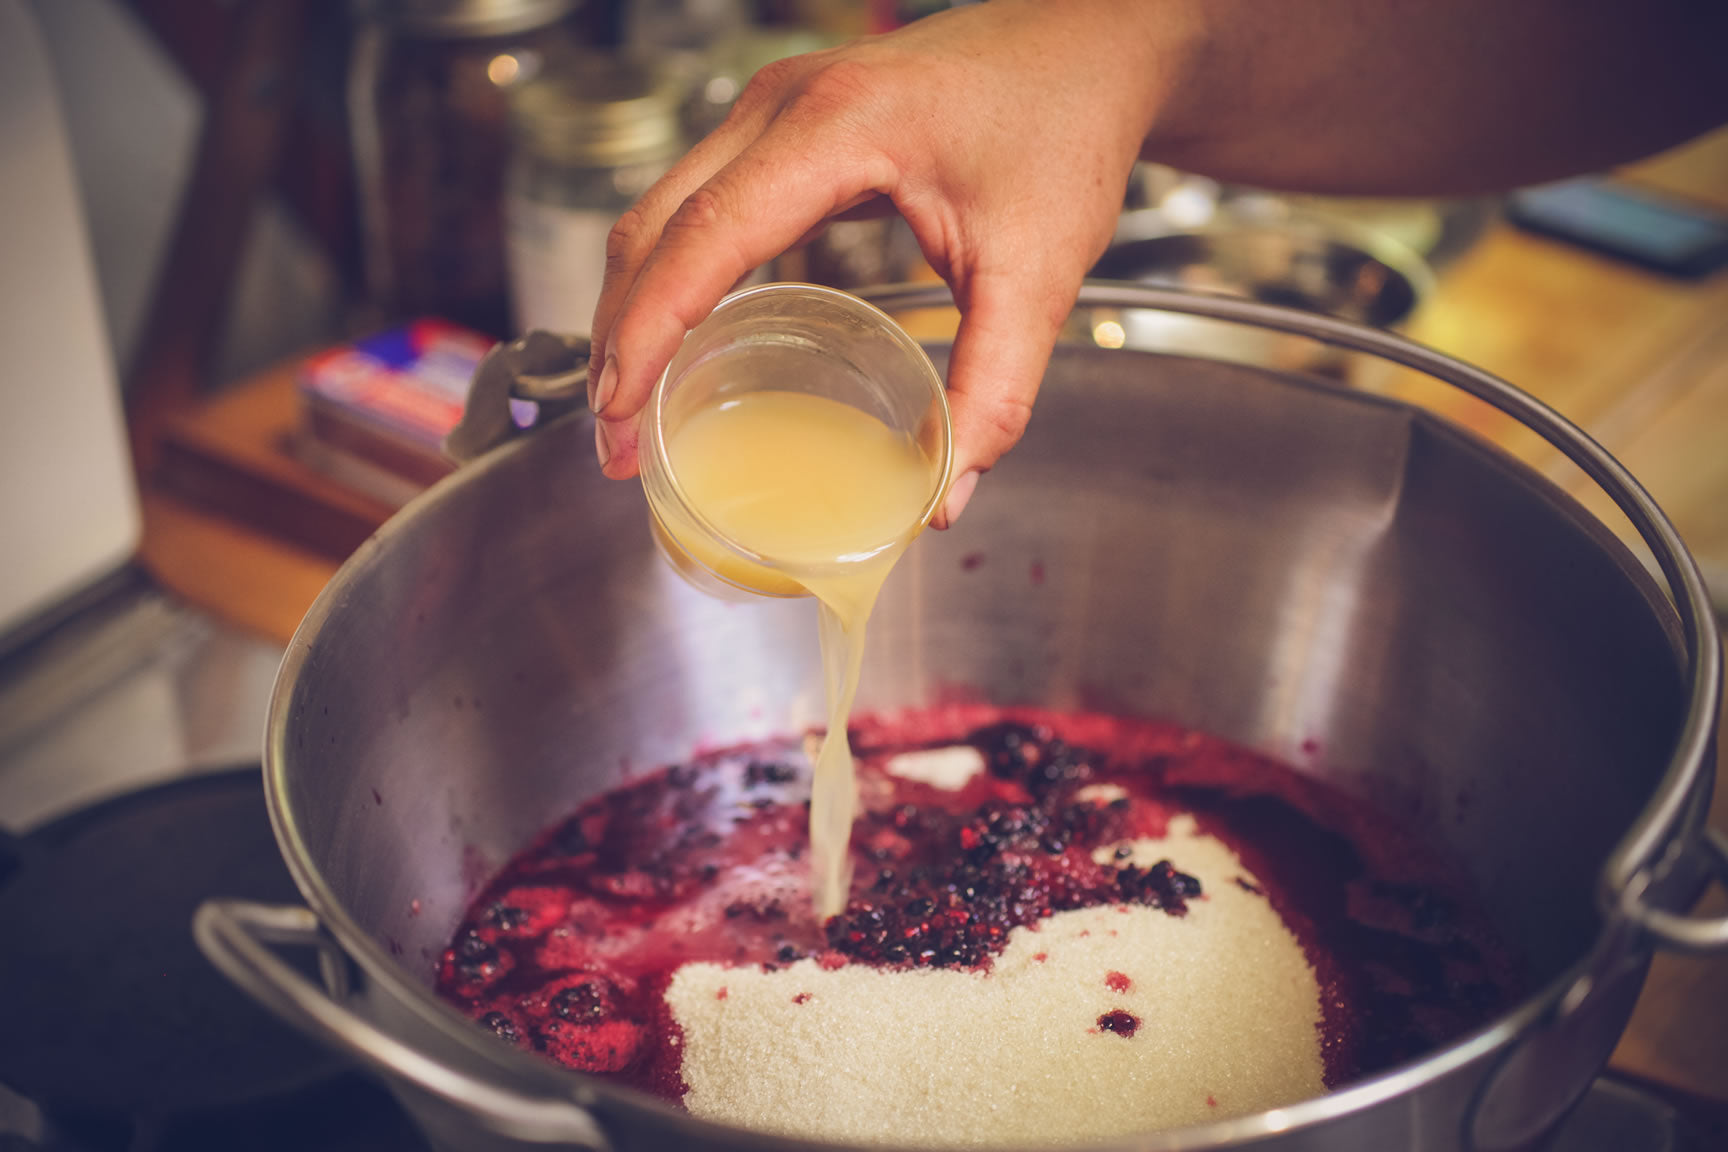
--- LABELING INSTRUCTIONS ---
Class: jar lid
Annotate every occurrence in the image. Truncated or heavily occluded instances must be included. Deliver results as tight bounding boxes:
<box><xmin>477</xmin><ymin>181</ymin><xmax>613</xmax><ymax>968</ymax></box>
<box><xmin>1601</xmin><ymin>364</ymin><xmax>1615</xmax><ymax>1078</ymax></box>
<box><xmin>511</xmin><ymin>55</ymin><xmax>684</xmax><ymax>167</ymax></box>
<box><xmin>366</xmin><ymin>0</ymin><xmax>578</xmax><ymax>37</ymax></box>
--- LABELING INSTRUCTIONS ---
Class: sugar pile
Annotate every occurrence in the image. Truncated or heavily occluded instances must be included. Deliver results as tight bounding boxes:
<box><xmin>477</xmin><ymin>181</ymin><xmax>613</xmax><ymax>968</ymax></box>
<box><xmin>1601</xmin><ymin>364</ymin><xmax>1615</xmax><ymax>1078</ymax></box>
<box><xmin>665</xmin><ymin>815</ymin><xmax>1324</xmax><ymax>1147</ymax></box>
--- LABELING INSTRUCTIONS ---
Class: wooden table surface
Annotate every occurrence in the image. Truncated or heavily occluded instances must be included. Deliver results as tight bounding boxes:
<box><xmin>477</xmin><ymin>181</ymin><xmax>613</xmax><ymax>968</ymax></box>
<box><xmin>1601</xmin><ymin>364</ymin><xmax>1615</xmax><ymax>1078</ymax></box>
<box><xmin>139</xmin><ymin>130</ymin><xmax>1728</xmax><ymax>1107</ymax></box>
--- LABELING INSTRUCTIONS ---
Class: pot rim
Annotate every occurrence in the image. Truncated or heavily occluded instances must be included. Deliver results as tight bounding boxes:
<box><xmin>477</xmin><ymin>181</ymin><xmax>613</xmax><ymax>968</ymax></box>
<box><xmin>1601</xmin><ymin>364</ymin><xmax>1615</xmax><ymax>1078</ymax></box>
<box><xmin>262</xmin><ymin>282</ymin><xmax>1722</xmax><ymax>1150</ymax></box>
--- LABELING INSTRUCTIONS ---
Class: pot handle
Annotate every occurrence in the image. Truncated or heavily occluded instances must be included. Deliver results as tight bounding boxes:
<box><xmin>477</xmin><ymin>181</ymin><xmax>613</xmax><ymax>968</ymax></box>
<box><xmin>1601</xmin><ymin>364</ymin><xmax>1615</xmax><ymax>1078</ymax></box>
<box><xmin>445</xmin><ymin>330</ymin><xmax>591</xmax><ymax>463</ymax></box>
<box><xmin>194</xmin><ymin>898</ymin><xmax>612</xmax><ymax>1149</ymax></box>
<box><xmin>1615</xmin><ymin>825</ymin><xmax>1728</xmax><ymax>953</ymax></box>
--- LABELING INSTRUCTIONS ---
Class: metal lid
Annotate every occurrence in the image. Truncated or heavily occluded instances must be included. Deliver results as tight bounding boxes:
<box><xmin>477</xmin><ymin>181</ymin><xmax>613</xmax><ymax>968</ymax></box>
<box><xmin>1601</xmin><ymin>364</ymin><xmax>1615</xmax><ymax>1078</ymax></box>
<box><xmin>511</xmin><ymin>55</ymin><xmax>683</xmax><ymax>167</ymax></box>
<box><xmin>365</xmin><ymin>0</ymin><xmax>579</xmax><ymax>37</ymax></box>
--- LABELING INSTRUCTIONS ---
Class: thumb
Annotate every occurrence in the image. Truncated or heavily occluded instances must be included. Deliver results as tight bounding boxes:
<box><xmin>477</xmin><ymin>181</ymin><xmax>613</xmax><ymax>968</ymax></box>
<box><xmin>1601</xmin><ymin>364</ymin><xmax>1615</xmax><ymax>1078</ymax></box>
<box><xmin>931</xmin><ymin>274</ymin><xmax>1070</xmax><ymax>528</ymax></box>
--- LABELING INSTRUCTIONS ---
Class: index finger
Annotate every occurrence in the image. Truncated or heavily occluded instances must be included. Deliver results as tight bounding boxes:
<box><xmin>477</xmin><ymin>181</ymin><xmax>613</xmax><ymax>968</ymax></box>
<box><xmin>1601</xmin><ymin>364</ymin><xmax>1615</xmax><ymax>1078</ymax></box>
<box><xmin>587</xmin><ymin>102</ymin><xmax>771</xmax><ymax>371</ymax></box>
<box><xmin>592</xmin><ymin>102</ymin><xmax>900</xmax><ymax>477</ymax></box>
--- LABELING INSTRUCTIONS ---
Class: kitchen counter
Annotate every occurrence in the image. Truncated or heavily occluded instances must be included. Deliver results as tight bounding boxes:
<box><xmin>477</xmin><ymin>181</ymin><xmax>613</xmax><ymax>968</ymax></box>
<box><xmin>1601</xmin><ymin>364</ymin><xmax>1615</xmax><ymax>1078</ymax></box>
<box><xmin>136</xmin><ymin>131</ymin><xmax>1728</xmax><ymax>1112</ymax></box>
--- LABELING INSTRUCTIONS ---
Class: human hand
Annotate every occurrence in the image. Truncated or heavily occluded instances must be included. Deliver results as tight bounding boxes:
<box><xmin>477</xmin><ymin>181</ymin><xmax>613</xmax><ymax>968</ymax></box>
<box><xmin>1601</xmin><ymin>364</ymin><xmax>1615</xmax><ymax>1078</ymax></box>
<box><xmin>587</xmin><ymin>0</ymin><xmax>1181</xmax><ymax>526</ymax></box>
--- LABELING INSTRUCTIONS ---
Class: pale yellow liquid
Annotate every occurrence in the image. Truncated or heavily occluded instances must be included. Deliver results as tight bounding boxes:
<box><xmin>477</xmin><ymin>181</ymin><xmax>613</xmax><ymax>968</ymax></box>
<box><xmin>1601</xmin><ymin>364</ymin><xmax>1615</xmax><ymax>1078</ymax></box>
<box><xmin>665</xmin><ymin>390</ymin><xmax>935</xmax><ymax>917</ymax></box>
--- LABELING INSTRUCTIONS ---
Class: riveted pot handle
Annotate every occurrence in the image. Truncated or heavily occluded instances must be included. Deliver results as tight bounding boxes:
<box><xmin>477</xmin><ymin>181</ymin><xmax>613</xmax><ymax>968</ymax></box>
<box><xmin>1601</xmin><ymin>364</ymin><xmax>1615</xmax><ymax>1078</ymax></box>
<box><xmin>1615</xmin><ymin>826</ymin><xmax>1728</xmax><ymax>953</ymax></box>
<box><xmin>194</xmin><ymin>899</ymin><xmax>612</xmax><ymax>1149</ymax></box>
<box><xmin>445</xmin><ymin>331</ymin><xmax>591</xmax><ymax>463</ymax></box>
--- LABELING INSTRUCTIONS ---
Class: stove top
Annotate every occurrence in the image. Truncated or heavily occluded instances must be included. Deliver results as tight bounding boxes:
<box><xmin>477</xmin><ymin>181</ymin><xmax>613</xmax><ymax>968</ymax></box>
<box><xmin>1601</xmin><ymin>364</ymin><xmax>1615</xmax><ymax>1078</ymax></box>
<box><xmin>0</xmin><ymin>1074</ymin><xmax>426</xmax><ymax>1152</ymax></box>
<box><xmin>0</xmin><ymin>766</ymin><xmax>428</xmax><ymax>1152</ymax></box>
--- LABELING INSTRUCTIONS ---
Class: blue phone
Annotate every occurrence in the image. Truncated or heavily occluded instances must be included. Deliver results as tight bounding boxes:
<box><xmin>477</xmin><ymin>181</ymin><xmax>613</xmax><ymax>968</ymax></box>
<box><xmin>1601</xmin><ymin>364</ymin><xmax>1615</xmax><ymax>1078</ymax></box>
<box><xmin>1507</xmin><ymin>178</ymin><xmax>1728</xmax><ymax>279</ymax></box>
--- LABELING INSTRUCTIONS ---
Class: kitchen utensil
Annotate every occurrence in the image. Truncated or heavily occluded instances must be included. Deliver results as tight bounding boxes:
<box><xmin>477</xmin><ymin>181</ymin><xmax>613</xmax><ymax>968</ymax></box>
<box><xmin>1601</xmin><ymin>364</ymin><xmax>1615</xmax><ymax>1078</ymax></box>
<box><xmin>197</xmin><ymin>284</ymin><xmax>1724</xmax><ymax>1152</ymax></box>
<box><xmin>639</xmin><ymin>282</ymin><xmax>952</xmax><ymax>599</ymax></box>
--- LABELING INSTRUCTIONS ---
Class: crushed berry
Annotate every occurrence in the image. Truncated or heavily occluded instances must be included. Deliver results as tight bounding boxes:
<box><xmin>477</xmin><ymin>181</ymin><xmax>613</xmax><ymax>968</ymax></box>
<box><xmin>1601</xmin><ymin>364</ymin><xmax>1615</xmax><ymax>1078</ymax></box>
<box><xmin>744</xmin><ymin>760</ymin><xmax>798</xmax><ymax>788</ymax></box>
<box><xmin>434</xmin><ymin>712</ymin><xmax>1522</xmax><ymax>1107</ymax></box>
<box><xmin>440</xmin><ymin>928</ymin><xmax>511</xmax><ymax>992</ymax></box>
<box><xmin>823</xmin><ymin>780</ymin><xmax>1162</xmax><ymax>970</ymax></box>
<box><xmin>454</xmin><ymin>931</ymin><xmax>490</xmax><ymax>963</ymax></box>
<box><xmin>480</xmin><ymin>1010</ymin><xmax>522</xmax><ymax>1045</ymax></box>
<box><xmin>551</xmin><ymin>818</ymin><xmax>594</xmax><ymax>856</ymax></box>
<box><xmin>724</xmin><ymin>899</ymin><xmax>787</xmax><ymax>922</ymax></box>
<box><xmin>1097</xmin><ymin>1009</ymin><xmax>1140</xmax><ymax>1037</ymax></box>
<box><xmin>1111</xmin><ymin>859</ymin><xmax>1202</xmax><ymax>914</ymax></box>
<box><xmin>480</xmin><ymin>886</ymin><xmax>570</xmax><ymax>939</ymax></box>
<box><xmin>537</xmin><ymin>1017</ymin><xmax>643</xmax><ymax>1072</ymax></box>
<box><xmin>550</xmin><ymin>977</ymin><xmax>616</xmax><ymax>1024</ymax></box>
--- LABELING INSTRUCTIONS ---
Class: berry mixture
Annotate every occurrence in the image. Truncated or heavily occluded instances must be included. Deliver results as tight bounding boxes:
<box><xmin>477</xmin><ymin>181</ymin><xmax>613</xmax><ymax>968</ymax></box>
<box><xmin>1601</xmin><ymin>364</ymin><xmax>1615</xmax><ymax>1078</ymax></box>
<box><xmin>436</xmin><ymin>707</ymin><xmax>1520</xmax><ymax>1112</ymax></box>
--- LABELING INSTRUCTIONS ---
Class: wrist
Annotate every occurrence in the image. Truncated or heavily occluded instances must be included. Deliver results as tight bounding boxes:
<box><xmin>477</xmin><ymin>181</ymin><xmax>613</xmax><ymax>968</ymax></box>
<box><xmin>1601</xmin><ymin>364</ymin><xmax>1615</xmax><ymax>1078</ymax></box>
<box><xmin>967</xmin><ymin>0</ymin><xmax>1204</xmax><ymax>165</ymax></box>
<box><xmin>1121</xmin><ymin>0</ymin><xmax>1221</xmax><ymax>163</ymax></box>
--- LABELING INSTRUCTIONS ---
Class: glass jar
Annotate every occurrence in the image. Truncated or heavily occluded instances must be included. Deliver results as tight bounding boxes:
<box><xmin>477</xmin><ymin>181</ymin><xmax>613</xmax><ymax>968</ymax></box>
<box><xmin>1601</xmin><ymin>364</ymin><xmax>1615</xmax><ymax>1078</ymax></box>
<box><xmin>502</xmin><ymin>53</ymin><xmax>684</xmax><ymax>336</ymax></box>
<box><xmin>639</xmin><ymin>283</ymin><xmax>952</xmax><ymax>600</ymax></box>
<box><xmin>348</xmin><ymin>0</ymin><xmax>581</xmax><ymax>337</ymax></box>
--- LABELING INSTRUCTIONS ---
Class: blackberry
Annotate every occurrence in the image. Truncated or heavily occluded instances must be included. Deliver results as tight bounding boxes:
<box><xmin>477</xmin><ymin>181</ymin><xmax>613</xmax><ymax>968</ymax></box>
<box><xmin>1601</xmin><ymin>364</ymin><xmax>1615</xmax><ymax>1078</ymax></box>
<box><xmin>551</xmin><ymin>978</ymin><xmax>616</xmax><ymax>1025</ymax></box>
<box><xmin>1097</xmin><ymin>1010</ymin><xmax>1140</xmax><ymax>1037</ymax></box>
<box><xmin>480</xmin><ymin>1011</ymin><xmax>522</xmax><ymax>1045</ymax></box>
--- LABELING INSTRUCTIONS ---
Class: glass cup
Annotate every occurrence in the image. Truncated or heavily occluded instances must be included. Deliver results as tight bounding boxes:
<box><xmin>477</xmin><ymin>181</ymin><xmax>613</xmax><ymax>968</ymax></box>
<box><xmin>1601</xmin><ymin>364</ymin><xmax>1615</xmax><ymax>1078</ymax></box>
<box><xmin>639</xmin><ymin>282</ymin><xmax>952</xmax><ymax>599</ymax></box>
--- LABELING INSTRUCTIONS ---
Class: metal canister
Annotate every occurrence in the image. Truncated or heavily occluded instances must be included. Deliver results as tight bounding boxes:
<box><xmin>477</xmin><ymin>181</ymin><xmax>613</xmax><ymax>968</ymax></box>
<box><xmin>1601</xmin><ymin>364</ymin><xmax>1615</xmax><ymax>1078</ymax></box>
<box><xmin>503</xmin><ymin>54</ymin><xmax>684</xmax><ymax>335</ymax></box>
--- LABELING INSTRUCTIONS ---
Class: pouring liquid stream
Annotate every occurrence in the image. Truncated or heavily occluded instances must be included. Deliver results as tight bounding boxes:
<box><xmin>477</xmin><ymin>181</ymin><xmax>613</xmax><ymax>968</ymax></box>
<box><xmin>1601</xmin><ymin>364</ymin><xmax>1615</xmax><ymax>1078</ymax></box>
<box><xmin>665</xmin><ymin>390</ymin><xmax>935</xmax><ymax>917</ymax></box>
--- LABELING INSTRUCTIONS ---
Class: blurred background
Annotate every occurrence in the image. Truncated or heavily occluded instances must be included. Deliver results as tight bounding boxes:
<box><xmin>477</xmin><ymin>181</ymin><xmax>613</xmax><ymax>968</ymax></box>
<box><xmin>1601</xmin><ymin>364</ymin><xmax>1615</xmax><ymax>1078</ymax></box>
<box><xmin>10</xmin><ymin>0</ymin><xmax>1723</xmax><ymax>590</ymax></box>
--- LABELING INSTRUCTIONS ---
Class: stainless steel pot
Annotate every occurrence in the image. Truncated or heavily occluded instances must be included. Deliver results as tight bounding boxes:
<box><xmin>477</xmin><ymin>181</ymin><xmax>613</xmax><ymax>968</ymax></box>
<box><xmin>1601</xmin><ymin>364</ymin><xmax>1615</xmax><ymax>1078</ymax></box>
<box><xmin>197</xmin><ymin>284</ymin><xmax>1727</xmax><ymax>1152</ymax></box>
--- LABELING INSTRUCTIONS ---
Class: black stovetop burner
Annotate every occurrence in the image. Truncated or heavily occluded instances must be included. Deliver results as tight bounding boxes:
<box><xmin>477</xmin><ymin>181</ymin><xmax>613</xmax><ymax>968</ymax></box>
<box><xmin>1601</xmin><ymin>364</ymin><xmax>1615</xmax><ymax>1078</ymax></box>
<box><xmin>0</xmin><ymin>770</ymin><xmax>1720</xmax><ymax>1152</ymax></box>
<box><xmin>14</xmin><ymin>1073</ymin><xmax>426</xmax><ymax>1152</ymax></box>
<box><xmin>0</xmin><ymin>767</ymin><xmax>427</xmax><ymax>1152</ymax></box>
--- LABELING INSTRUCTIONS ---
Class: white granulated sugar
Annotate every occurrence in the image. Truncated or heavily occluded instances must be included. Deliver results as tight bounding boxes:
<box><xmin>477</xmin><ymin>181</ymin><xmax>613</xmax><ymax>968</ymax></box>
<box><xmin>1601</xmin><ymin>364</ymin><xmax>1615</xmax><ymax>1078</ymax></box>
<box><xmin>665</xmin><ymin>816</ymin><xmax>1322</xmax><ymax>1147</ymax></box>
<box><xmin>884</xmin><ymin>745</ymin><xmax>986</xmax><ymax>790</ymax></box>
<box><xmin>1074</xmin><ymin>782</ymin><xmax>1129</xmax><ymax>805</ymax></box>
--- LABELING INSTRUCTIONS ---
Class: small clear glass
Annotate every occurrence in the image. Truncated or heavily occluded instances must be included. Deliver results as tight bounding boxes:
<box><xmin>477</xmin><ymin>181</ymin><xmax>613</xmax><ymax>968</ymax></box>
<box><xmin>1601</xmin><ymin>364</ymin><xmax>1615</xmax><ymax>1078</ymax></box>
<box><xmin>638</xmin><ymin>283</ymin><xmax>952</xmax><ymax>599</ymax></box>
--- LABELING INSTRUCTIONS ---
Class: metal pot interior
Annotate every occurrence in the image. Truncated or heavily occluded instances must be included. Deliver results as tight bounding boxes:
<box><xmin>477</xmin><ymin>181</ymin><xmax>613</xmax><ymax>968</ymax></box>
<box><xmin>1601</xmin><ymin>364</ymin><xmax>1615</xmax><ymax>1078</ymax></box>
<box><xmin>267</xmin><ymin>337</ymin><xmax>1689</xmax><ymax>1122</ymax></box>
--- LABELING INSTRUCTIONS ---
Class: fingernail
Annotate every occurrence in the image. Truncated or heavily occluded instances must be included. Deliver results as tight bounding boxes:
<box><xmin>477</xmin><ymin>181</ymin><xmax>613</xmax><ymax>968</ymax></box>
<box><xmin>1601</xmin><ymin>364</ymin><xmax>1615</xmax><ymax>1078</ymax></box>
<box><xmin>590</xmin><ymin>354</ymin><xmax>618</xmax><ymax>415</ymax></box>
<box><xmin>942</xmin><ymin>469</ymin><xmax>980</xmax><ymax>527</ymax></box>
<box><xmin>595</xmin><ymin>419</ymin><xmax>611</xmax><ymax>470</ymax></box>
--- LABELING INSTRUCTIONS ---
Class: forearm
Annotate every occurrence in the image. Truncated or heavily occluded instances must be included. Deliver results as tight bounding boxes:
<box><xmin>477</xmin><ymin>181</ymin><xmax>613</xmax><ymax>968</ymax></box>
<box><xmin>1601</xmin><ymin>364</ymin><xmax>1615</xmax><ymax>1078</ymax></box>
<box><xmin>1141</xmin><ymin>0</ymin><xmax>1728</xmax><ymax>195</ymax></box>
<box><xmin>585</xmin><ymin>0</ymin><xmax>1725</xmax><ymax>512</ymax></box>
